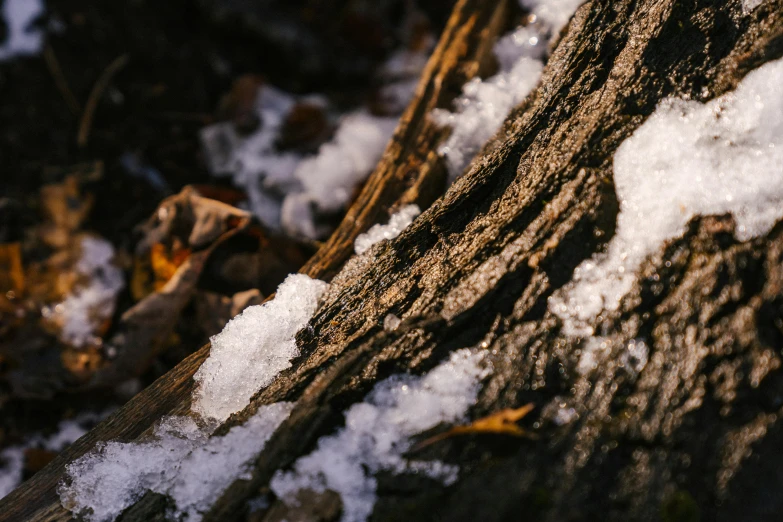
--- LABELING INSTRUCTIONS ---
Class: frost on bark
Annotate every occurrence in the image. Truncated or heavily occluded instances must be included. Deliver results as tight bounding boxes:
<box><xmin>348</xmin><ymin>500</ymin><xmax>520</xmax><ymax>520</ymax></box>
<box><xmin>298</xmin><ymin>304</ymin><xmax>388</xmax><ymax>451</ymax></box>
<box><xmin>2</xmin><ymin>0</ymin><xmax>783</xmax><ymax>521</ymax></box>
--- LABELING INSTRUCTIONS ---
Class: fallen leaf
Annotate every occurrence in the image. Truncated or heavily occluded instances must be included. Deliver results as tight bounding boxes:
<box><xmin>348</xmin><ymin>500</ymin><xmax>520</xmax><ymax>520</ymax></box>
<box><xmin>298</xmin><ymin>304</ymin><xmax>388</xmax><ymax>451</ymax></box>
<box><xmin>413</xmin><ymin>403</ymin><xmax>536</xmax><ymax>451</ymax></box>
<box><xmin>88</xmin><ymin>186</ymin><xmax>251</xmax><ymax>387</ymax></box>
<box><xmin>61</xmin><ymin>345</ymin><xmax>105</xmax><ymax>383</ymax></box>
<box><xmin>0</xmin><ymin>242</ymin><xmax>25</xmax><ymax>297</ymax></box>
<box><xmin>37</xmin><ymin>167</ymin><xmax>101</xmax><ymax>249</ymax></box>
<box><xmin>150</xmin><ymin>243</ymin><xmax>191</xmax><ymax>292</ymax></box>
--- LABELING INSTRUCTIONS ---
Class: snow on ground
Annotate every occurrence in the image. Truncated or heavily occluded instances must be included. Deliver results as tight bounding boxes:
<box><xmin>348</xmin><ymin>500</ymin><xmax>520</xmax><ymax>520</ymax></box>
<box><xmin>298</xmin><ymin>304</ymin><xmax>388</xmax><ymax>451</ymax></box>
<box><xmin>549</xmin><ymin>56</ymin><xmax>783</xmax><ymax>337</ymax></box>
<box><xmin>282</xmin><ymin>113</ymin><xmax>398</xmax><ymax>239</ymax></box>
<box><xmin>192</xmin><ymin>274</ymin><xmax>328</xmax><ymax>422</ymax></box>
<box><xmin>201</xmin><ymin>41</ymin><xmax>430</xmax><ymax>240</ymax></box>
<box><xmin>43</xmin><ymin>236</ymin><xmax>125</xmax><ymax>348</ymax></box>
<box><xmin>1</xmin><ymin>411</ymin><xmax>109</xmax><ymax>499</ymax></box>
<box><xmin>354</xmin><ymin>204</ymin><xmax>420</xmax><ymax>255</ymax></box>
<box><xmin>0</xmin><ymin>448</ymin><xmax>23</xmax><ymax>500</ymax></box>
<box><xmin>271</xmin><ymin>349</ymin><xmax>490</xmax><ymax>522</ymax></box>
<box><xmin>433</xmin><ymin>0</ymin><xmax>585</xmax><ymax>182</ymax></box>
<box><xmin>200</xmin><ymin>86</ymin><xmax>309</xmax><ymax>230</ymax></box>
<box><xmin>58</xmin><ymin>403</ymin><xmax>293</xmax><ymax>522</ymax></box>
<box><xmin>59</xmin><ymin>274</ymin><xmax>329</xmax><ymax>520</ymax></box>
<box><xmin>0</xmin><ymin>0</ymin><xmax>44</xmax><ymax>61</ymax></box>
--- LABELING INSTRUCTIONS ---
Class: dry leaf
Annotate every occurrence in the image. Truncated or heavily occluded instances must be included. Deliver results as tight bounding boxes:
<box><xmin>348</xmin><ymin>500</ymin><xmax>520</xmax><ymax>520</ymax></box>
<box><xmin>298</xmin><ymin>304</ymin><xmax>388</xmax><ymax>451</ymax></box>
<box><xmin>150</xmin><ymin>243</ymin><xmax>191</xmax><ymax>291</ymax></box>
<box><xmin>413</xmin><ymin>403</ymin><xmax>536</xmax><ymax>451</ymax></box>
<box><xmin>61</xmin><ymin>345</ymin><xmax>105</xmax><ymax>382</ymax></box>
<box><xmin>89</xmin><ymin>186</ymin><xmax>251</xmax><ymax>387</ymax></box>
<box><xmin>0</xmin><ymin>242</ymin><xmax>25</xmax><ymax>297</ymax></box>
<box><xmin>37</xmin><ymin>170</ymin><xmax>100</xmax><ymax>249</ymax></box>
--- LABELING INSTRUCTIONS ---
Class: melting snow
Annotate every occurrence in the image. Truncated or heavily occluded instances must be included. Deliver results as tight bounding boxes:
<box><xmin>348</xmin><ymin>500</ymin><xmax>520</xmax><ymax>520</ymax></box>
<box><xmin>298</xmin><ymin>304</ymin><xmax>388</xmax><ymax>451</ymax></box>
<box><xmin>0</xmin><ymin>0</ymin><xmax>44</xmax><ymax>61</ymax></box>
<box><xmin>548</xmin><ymin>399</ymin><xmax>578</xmax><ymax>426</ymax></box>
<box><xmin>282</xmin><ymin>113</ymin><xmax>398</xmax><ymax>239</ymax></box>
<box><xmin>58</xmin><ymin>403</ymin><xmax>293</xmax><ymax>522</ymax></box>
<box><xmin>44</xmin><ymin>236</ymin><xmax>125</xmax><ymax>348</ymax></box>
<box><xmin>59</xmin><ymin>273</ymin><xmax>327</xmax><ymax>519</ymax></box>
<box><xmin>0</xmin><ymin>448</ymin><xmax>23</xmax><ymax>501</ymax></box>
<box><xmin>550</xmin><ymin>57</ymin><xmax>783</xmax><ymax>337</ymax></box>
<box><xmin>1</xmin><ymin>411</ymin><xmax>109</xmax><ymax>499</ymax></box>
<box><xmin>433</xmin><ymin>0</ymin><xmax>584</xmax><ymax>182</ymax></box>
<box><xmin>383</xmin><ymin>313</ymin><xmax>401</xmax><ymax>332</ymax></box>
<box><xmin>742</xmin><ymin>0</ymin><xmax>766</xmax><ymax>15</ymax></box>
<box><xmin>201</xmin><ymin>40</ymin><xmax>430</xmax><ymax>240</ymax></box>
<box><xmin>354</xmin><ymin>204</ymin><xmax>421</xmax><ymax>255</ymax></box>
<box><xmin>576</xmin><ymin>336</ymin><xmax>610</xmax><ymax>375</ymax></box>
<box><xmin>520</xmin><ymin>0</ymin><xmax>586</xmax><ymax>30</ymax></box>
<box><xmin>200</xmin><ymin>86</ymin><xmax>307</xmax><ymax>230</ymax></box>
<box><xmin>193</xmin><ymin>274</ymin><xmax>328</xmax><ymax>422</ymax></box>
<box><xmin>271</xmin><ymin>349</ymin><xmax>489</xmax><ymax>522</ymax></box>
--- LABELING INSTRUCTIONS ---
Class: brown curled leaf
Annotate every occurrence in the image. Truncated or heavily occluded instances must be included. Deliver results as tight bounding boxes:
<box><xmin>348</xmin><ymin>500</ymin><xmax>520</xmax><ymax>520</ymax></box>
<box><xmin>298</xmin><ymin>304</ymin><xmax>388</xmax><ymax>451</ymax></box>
<box><xmin>88</xmin><ymin>186</ymin><xmax>252</xmax><ymax>387</ymax></box>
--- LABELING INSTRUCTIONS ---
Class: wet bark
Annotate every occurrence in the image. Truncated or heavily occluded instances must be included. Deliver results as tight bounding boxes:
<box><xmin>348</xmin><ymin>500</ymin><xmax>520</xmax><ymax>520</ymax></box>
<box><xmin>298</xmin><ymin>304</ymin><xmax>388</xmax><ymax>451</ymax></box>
<box><xmin>3</xmin><ymin>0</ymin><xmax>783</xmax><ymax>521</ymax></box>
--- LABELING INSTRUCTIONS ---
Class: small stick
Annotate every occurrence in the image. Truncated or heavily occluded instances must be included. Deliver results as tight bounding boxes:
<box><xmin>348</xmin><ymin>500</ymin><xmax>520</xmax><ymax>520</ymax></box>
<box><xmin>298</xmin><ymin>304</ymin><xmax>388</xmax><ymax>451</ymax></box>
<box><xmin>77</xmin><ymin>54</ymin><xmax>129</xmax><ymax>148</ymax></box>
<box><xmin>43</xmin><ymin>44</ymin><xmax>82</xmax><ymax>117</ymax></box>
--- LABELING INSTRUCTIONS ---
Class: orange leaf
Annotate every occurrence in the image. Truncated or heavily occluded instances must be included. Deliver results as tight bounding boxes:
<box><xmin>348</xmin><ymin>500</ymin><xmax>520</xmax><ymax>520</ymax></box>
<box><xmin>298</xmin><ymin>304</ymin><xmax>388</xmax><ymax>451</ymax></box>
<box><xmin>150</xmin><ymin>243</ymin><xmax>191</xmax><ymax>291</ymax></box>
<box><xmin>413</xmin><ymin>403</ymin><xmax>536</xmax><ymax>451</ymax></box>
<box><xmin>0</xmin><ymin>242</ymin><xmax>25</xmax><ymax>297</ymax></box>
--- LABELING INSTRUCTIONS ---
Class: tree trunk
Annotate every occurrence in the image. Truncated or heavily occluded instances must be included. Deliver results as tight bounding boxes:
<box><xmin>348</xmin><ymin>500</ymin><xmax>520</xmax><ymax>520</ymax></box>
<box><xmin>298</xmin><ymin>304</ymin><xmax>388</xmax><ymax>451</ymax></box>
<box><xmin>3</xmin><ymin>0</ymin><xmax>783</xmax><ymax>521</ymax></box>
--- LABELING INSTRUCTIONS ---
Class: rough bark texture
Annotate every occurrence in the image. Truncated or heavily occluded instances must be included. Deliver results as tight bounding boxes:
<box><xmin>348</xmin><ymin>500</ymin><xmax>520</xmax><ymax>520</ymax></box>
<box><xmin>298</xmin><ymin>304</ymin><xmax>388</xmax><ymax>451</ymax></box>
<box><xmin>3</xmin><ymin>0</ymin><xmax>783</xmax><ymax>521</ymax></box>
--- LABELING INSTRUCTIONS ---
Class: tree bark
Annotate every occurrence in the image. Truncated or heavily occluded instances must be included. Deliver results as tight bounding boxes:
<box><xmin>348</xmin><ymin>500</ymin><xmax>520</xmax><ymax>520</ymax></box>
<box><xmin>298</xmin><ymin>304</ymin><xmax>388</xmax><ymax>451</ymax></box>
<box><xmin>3</xmin><ymin>0</ymin><xmax>783</xmax><ymax>521</ymax></box>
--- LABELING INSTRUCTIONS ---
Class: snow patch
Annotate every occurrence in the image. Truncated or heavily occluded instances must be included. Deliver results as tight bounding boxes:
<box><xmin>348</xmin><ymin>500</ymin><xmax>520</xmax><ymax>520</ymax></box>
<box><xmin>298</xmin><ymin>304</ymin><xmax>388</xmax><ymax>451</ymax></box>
<box><xmin>549</xmin><ymin>57</ymin><xmax>783</xmax><ymax>337</ymax></box>
<box><xmin>742</xmin><ymin>0</ymin><xmax>765</xmax><ymax>15</ymax></box>
<box><xmin>44</xmin><ymin>237</ymin><xmax>125</xmax><ymax>348</ymax></box>
<box><xmin>59</xmin><ymin>273</ymin><xmax>326</xmax><ymax>519</ymax></box>
<box><xmin>621</xmin><ymin>339</ymin><xmax>649</xmax><ymax>375</ymax></box>
<box><xmin>1</xmin><ymin>411</ymin><xmax>109</xmax><ymax>499</ymax></box>
<box><xmin>58</xmin><ymin>403</ymin><xmax>293</xmax><ymax>522</ymax></box>
<box><xmin>201</xmin><ymin>40</ymin><xmax>430</xmax><ymax>240</ymax></box>
<box><xmin>376</xmin><ymin>47</ymin><xmax>430</xmax><ymax>113</ymax></box>
<box><xmin>432</xmin><ymin>57</ymin><xmax>543</xmax><ymax>181</ymax></box>
<box><xmin>549</xmin><ymin>399</ymin><xmax>578</xmax><ymax>426</ymax></box>
<box><xmin>271</xmin><ymin>349</ymin><xmax>489</xmax><ymax>522</ymax></box>
<box><xmin>192</xmin><ymin>274</ymin><xmax>328</xmax><ymax>422</ymax></box>
<box><xmin>520</xmin><ymin>0</ymin><xmax>585</xmax><ymax>30</ymax></box>
<box><xmin>199</xmin><ymin>86</ymin><xmax>305</xmax><ymax>230</ymax></box>
<box><xmin>0</xmin><ymin>448</ymin><xmax>23</xmax><ymax>500</ymax></box>
<box><xmin>383</xmin><ymin>313</ymin><xmax>401</xmax><ymax>332</ymax></box>
<box><xmin>283</xmin><ymin>113</ymin><xmax>398</xmax><ymax>238</ymax></box>
<box><xmin>0</xmin><ymin>0</ymin><xmax>44</xmax><ymax>61</ymax></box>
<box><xmin>433</xmin><ymin>0</ymin><xmax>584</xmax><ymax>182</ymax></box>
<box><xmin>354</xmin><ymin>204</ymin><xmax>421</xmax><ymax>255</ymax></box>
<box><xmin>576</xmin><ymin>336</ymin><xmax>610</xmax><ymax>374</ymax></box>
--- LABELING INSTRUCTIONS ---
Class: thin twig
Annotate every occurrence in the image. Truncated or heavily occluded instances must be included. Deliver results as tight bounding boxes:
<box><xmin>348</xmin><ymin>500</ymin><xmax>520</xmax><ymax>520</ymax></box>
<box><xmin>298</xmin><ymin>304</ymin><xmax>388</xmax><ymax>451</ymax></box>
<box><xmin>43</xmin><ymin>44</ymin><xmax>82</xmax><ymax>117</ymax></box>
<box><xmin>77</xmin><ymin>54</ymin><xmax>130</xmax><ymax>148</ymax></box>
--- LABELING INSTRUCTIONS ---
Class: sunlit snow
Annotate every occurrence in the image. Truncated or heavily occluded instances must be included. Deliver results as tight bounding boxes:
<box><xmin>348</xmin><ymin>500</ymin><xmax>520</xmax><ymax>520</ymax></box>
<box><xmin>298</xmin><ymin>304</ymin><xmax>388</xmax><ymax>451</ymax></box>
<box><xmin>549</xmin><ymin>57</ymin><xmax>783</xmax><ymax>337</ymax></box>
<box><xmin>271</xmin><ymin>349</ymin><xmax>489</xmax><ymax>522</ymax></box>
